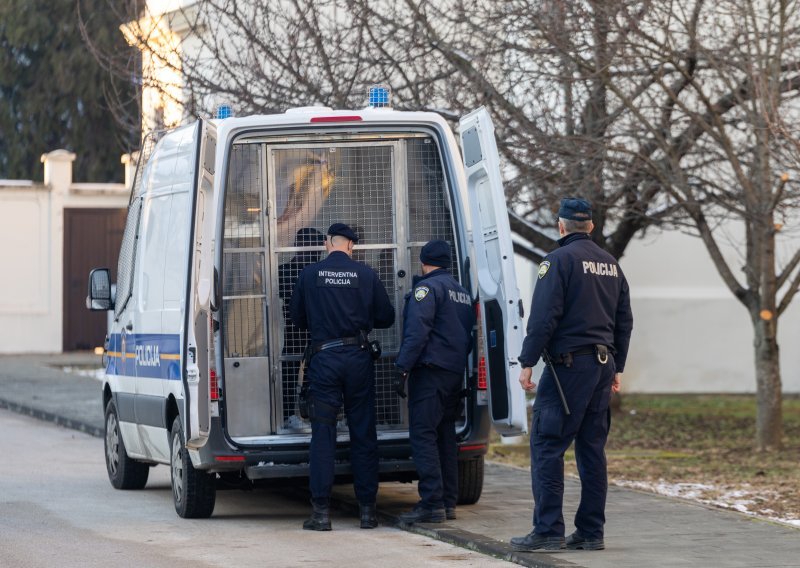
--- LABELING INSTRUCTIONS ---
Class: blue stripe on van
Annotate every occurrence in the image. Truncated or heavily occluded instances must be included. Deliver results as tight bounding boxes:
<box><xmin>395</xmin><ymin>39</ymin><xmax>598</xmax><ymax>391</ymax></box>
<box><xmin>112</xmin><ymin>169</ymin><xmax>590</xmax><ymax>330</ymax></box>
<box><xmin>106</xmin><ymin>333</ymin><xmax>181</xmax><ymax>380</ymax></box>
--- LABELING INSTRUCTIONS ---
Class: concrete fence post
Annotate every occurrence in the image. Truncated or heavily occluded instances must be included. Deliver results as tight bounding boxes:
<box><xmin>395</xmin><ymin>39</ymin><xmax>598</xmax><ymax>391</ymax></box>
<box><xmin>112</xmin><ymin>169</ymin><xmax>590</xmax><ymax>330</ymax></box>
<box><xmin>40</xmin><ymin>149</ymin><xmax>76</xmax><ymax>352</ymax></box>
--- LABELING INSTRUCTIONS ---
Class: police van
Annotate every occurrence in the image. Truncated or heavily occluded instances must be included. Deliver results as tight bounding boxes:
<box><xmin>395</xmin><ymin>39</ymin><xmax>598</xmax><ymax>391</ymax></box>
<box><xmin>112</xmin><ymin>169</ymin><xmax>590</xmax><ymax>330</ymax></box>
<box><xmin>87</xmin><ymin>92</ymin><xmax>527</xmax><ymax>518</ymax></box>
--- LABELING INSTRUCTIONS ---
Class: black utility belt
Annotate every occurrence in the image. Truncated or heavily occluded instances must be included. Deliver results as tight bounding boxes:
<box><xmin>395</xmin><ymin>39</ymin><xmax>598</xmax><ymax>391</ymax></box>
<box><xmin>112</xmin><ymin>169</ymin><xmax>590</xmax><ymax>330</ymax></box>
<box><xmin>311</xmin><ymin>336</ymin><xmax>363</xmax><ymax>354</ymax></box>
<box><xmin>309</xmin><ymin>335</ymin><xmax>383</xmax><ymax>361</ymax></box>
<box><xmin>552</xmin><ymin>345</ymin><xmax>610</xmax><ymax>367</ymax></box>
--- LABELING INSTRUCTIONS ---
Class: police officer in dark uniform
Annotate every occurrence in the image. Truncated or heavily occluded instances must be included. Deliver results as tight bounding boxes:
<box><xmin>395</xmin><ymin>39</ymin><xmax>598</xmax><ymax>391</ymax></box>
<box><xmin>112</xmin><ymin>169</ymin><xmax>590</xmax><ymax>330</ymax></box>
<box><xmin>290</xmin><ymin>223</ymin><xmax>395</xmax><ymax>531</ymax></box>
<box><xmin>393</xmin><ymin>240</ymin><xmax>475</xmax><ymax>524</ymax></box>
<box><xmin>510</xmin><ymin>198</ymin><xmax>633</xmax><ymax>552</ymax></box>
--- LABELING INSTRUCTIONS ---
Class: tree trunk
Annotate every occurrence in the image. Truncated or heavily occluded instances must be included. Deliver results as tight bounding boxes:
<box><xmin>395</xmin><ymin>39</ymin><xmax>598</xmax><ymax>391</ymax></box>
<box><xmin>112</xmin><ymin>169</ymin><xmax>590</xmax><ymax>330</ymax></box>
<box><xmin>752</xmin><ymin>314</ymin><xmax>783</xmax><ymax>451</ymax></box>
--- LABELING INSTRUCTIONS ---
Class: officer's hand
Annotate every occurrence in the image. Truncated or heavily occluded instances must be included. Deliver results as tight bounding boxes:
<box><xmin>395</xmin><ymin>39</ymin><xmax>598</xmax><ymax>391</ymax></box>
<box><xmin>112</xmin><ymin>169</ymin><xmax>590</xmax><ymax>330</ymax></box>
<box><xmin>393</xmin><ymin>371</ymin><xmax>408</xmax><ymax>398</ymax></box>
<box><xmin>519</xmin><ymin>367</ymin><xmax>536</xmax><ymax>392</ymax></box>
<box><xmin>611</xmin><ymin>373</ymin><xmax>621</xmax><ymax>393</ymax></box>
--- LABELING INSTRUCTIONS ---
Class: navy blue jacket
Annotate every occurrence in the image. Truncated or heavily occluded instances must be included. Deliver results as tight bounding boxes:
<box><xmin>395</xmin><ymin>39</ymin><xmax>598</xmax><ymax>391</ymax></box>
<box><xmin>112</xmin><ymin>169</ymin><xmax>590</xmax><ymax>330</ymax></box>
<box><xmin>519</xmin><ymin>233</ymin><xmax>633</xmax><ymax>371</ymax></box>
<box><xmin>396</xmin><ymin>268</ymin><xmax>475</xmax><ymax>374</ymax></box>
<box><xmin>290</xmin><ymin>251</ymin><xmax>395</xmax><ymax>343</ymax></box>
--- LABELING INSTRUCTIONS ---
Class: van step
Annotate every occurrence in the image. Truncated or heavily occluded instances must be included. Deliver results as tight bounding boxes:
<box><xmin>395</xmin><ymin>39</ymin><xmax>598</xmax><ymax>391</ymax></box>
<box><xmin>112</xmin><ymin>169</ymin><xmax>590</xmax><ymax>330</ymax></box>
<box><xmin>245</xmin><ymin>459</ymin><xmax>416</xmax><ymax>480</ymax></box>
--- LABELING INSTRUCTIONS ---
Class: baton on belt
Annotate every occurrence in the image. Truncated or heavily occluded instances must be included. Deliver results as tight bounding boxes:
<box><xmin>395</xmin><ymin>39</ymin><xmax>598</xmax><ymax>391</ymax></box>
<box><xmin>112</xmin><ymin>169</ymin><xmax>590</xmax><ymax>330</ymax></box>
<box><xmin>542</xmin><ymin>350</ymin><xmax>571</xmax><ymax>416</ymax></box>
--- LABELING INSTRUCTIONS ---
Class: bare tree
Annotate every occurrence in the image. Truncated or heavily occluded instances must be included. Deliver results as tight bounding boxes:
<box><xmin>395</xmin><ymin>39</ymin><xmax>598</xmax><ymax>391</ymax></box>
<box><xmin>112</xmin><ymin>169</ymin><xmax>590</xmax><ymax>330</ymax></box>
<box><xmin>601</xmin><ymin>0</ymin><xmax>800</xmax><ymax>450</ymax></box>
<box><xmin>350</xmin><ymin>0</ymin><xmax>800</xmax><ymax>450</ymax></box>
<box><xmin>110</xmin><ymin>0</ymin><xmax>800</xmax><ymax>449</ymax></box>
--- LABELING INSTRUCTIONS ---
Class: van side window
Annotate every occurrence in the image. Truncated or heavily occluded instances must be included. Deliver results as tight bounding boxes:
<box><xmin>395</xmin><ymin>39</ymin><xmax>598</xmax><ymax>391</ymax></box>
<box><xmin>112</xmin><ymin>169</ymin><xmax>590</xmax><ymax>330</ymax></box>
<box><xmin>115</xmin><ymin>195</ymin><xmax>144</xmax><ymax>318</ymax></box>
<box><xmin>115</xmin><ymin>132</ymin><xmax>163</xmax><ymax>319</ymax></box>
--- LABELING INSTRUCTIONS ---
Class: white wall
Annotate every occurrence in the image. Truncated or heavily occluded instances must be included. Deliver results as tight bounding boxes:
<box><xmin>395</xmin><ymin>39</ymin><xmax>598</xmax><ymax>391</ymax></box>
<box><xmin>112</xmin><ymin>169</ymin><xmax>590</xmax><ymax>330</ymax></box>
<box><xmin>621</xmin><ymin>229</ymin><xmax>800</xmax><ymax>393</ymax></box>
<box><xmin>0</xmin><ymin>151</ymin><xmax>130</xmax><ymax>354</ymax></box>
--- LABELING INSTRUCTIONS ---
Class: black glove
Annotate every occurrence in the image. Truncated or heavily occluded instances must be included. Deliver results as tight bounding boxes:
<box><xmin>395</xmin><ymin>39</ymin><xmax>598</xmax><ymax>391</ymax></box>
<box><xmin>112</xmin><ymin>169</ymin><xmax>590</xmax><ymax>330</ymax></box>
<box><xmin>393</xmin><ymin>370</ymin><xmax>408</xmax><ymax>399</ymax></box>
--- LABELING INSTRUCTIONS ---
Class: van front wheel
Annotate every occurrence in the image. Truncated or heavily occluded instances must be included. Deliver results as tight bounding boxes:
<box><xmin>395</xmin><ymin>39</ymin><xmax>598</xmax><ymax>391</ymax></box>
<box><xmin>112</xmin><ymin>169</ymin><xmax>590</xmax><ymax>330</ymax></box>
<box><xmin>170</xmin><ymin>417</ymin><xmax>216</xmax><ymax>518</ymax></box>
<box><xmin>456</xmin><ymin>456</ymin><xmax>484</xmax><ymax>505</ymax></box>
<box><xmin>104</xmin><ymin>400</ymin><xmax>149</xmax><ymax>489</ymax></box>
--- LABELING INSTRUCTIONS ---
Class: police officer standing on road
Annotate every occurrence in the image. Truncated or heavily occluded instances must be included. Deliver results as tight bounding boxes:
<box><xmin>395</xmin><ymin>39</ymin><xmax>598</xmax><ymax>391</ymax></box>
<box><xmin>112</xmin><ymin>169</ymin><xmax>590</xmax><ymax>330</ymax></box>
<box><xmin>510</xmin><ymin>198</ymin><xmax>633</xmax><ymax>552</ymax></box>
<box><xmin>393</xmin><ymin>240</ymin><xmax>475</xmax><ymax>524</ymax></box>
<box><xmin>290</xmin><ymin>223</ymin><xmax>395</xmax><ymax>531</ymax></box>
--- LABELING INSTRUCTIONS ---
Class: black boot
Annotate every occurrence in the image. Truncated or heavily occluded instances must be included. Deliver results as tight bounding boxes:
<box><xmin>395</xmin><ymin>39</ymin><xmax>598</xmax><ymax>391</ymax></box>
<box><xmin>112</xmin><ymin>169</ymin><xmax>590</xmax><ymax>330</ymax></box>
<box><xmin>303</xmin><ymin>500</ymin><xmax>332</xmax><ymax>531</ymax></box>
<box><xmin>359</xmin><ymin>503</ymin><xmax>378</xmax><ymax>529</ymax></box>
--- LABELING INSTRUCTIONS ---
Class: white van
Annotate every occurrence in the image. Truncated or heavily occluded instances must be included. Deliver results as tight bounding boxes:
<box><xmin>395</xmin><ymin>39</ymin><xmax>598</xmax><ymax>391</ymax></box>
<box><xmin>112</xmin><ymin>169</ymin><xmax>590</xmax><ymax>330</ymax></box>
<box><xmin>87</xmin><ymin>100</ymin><xmax>527</xmax><ymax>518</ymax></box>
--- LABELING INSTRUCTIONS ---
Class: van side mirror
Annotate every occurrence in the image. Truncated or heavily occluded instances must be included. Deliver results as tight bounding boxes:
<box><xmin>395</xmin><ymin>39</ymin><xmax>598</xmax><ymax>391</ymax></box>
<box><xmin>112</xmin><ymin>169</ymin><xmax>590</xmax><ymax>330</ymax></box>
<box><xmin>87</xmin><ymin>268</ymin><xmax>115</xmax><ymax>311</ymax></box>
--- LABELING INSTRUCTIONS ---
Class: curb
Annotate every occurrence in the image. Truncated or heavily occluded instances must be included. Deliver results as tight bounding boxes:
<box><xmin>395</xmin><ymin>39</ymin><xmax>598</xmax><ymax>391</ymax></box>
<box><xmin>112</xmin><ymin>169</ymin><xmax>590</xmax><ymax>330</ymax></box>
<box><xmin>326</xmin><ymin>494</ymin><xmax>570</xmax><ymax>568</ymax></box>
<box><xmin>0</xmin><ymin>398</ymin><xmax>104</xmax><ymax>438</ymax></box>
<box><xmin>396</xmin><ymin>522</ymin><xmax>573</xmax><ymax>568</ymax></box>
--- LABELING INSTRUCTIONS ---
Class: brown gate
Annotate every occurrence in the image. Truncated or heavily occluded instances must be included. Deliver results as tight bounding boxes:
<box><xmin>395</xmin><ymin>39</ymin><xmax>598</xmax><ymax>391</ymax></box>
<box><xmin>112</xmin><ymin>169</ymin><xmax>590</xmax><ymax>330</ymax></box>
<box><xmin>63</xmin><ymin>208</ymin><xmax>127</xmax><ymax>351</ymax></box>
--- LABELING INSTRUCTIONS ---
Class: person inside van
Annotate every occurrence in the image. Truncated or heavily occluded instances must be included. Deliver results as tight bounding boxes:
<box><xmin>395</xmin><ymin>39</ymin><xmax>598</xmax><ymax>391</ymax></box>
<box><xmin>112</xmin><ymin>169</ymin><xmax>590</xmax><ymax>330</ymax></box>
<box><xmin>279</xmin><ymin>227</ymin><xmax>325</xmax><ymax>428</ymax></box>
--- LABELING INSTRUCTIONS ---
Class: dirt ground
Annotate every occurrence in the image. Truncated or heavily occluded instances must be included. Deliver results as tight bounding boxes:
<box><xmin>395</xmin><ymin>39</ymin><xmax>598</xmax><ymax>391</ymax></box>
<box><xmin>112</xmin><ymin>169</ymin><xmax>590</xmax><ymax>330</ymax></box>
<box><xmin>487</xmin><ymin>394</ymin><xmax>800</xmax><ymax>524</ymax></box>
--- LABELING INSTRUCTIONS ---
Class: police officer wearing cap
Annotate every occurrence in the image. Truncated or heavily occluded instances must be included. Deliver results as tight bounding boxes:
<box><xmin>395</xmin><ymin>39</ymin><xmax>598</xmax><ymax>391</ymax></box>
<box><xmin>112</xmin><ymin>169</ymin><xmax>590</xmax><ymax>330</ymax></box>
<box><xmin>290</xmin><ymin>223</ymin><xmax>395</xmax><ymax>531</ymax></box>
<box><xmin>510</xmin><ymin>198</ymin><xmax>633</xmax><ymax>552</ymax></box>
<box><xmin>393</xmin><ymin>240</ymin><xmax>475</xmax><ymax>524</ymax></box>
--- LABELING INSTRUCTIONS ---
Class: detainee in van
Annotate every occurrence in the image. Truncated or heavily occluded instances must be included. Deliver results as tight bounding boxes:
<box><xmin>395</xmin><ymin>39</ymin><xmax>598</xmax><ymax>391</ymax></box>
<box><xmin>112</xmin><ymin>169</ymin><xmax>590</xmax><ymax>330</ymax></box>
<box><xmin>87</xmin><ymin>89</ymin><xmax>528</xmax><ymax>519</ymax></box>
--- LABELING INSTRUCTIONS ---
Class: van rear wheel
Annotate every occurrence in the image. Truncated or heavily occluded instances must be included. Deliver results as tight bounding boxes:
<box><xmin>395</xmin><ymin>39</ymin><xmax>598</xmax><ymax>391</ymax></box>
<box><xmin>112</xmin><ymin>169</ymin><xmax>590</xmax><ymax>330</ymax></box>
<box><xmin>456</xmin><ymin>456</ymin><xmax>484</xmax><ymax>505</ymax></box>
<box><xmin>170</xmin><ymin>416</ymin><xmax>216</xmax><ymax>518</ymax></box>
<box><xmin>104</xmin><ymin>400</ymin><xmax>149</xmax><ymax>489</ymax></box>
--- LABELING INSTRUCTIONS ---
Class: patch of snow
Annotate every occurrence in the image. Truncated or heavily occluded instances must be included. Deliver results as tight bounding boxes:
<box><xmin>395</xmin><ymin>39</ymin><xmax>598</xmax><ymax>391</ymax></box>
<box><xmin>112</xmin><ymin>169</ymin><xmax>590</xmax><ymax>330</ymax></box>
<box><xmin>614</xmin><ymin>479</ymin><xmax>800</xmax><ymax>529</ymax></box>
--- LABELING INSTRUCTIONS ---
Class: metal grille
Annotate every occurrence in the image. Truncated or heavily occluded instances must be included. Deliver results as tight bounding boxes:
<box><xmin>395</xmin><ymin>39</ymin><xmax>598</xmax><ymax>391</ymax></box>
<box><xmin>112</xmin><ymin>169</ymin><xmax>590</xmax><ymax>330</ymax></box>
<box><xmin>270</xmin><ymin>144</ymin><xmax>402</xmax><ymax>431</ymax></box>
<box><xmin>223</xmin><ymin>144</ymin><xmax>267</xmax><ymax>358</ymax></box>
<box><xmin>222</xmin><ymin>136</ymin><xmax>458</xmax><ymax>435</ymax></box>
<box><xmin>407</xmin><ymin>138</ymin><xmax>455</xmax><ymax>248</ymax></box>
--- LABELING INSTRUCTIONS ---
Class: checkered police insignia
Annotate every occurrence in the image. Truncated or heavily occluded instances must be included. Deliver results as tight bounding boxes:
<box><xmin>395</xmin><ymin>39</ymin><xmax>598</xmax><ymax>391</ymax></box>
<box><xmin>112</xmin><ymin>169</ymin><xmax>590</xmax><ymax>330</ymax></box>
<box><xmin>414</xmin><ymin>286</ymin><xmax>430</xmax><ymax>301</ymax></box>
<box><xmin>538</xmin><ymin>261</ymin><xmax>551</xmax><ymax>279</ymax></box>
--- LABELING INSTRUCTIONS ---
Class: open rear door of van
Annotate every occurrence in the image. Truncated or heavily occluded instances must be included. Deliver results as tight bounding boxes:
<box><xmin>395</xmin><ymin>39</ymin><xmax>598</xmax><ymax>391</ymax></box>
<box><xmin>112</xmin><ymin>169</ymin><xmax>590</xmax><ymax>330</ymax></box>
<box><xmin>184</xmin><ymin>118</ymin><xmax>217</xmax><ymax>449</ymax></box>
<box><xmin>459</xmin><ymin>107</ymin><xmax>527</xmax><ymax>436</ymax></box>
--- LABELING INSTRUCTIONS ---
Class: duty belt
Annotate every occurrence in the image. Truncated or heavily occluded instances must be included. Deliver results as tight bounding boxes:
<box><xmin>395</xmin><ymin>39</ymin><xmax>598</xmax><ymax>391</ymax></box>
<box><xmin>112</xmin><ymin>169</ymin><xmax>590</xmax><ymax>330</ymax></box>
<box><xmin>311</xmin><ymin>336</ymin><xmax>363</xmax><ymax>355</ymax></box>
<box><xmin>553</xmin><ymin>345</ymin><xmax>610</xmax><ymax>367</ymax></box>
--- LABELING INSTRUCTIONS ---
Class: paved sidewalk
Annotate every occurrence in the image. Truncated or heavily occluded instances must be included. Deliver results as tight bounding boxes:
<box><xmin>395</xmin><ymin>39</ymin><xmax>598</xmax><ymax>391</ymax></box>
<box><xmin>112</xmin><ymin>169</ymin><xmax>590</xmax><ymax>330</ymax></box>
<box><xmin>1</xmin><ymin>353</ymin><xmax>798</xmax><ymax>568</ymax></box>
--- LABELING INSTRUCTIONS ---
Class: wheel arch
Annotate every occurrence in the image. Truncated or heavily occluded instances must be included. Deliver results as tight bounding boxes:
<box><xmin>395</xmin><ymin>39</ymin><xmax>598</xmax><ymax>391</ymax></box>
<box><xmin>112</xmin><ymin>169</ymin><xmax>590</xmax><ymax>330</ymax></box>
<box><xmin>166</xmin><ymin>394</ymin><xmax>180</xmax><ymax>432</ymax></box>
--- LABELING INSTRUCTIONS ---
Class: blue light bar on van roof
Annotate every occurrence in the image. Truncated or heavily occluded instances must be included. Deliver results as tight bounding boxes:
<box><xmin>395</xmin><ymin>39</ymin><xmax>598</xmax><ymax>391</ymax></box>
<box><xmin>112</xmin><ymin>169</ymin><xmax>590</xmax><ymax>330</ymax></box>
<box><xmin>215</xmin><ymin>104</ymin><xmax>234</xmax><ymax>119</ymax></box>
<box><xmin>367</xmin><ymin>85</ymin><xmax>391</xmax><ymax>108</ymax></box>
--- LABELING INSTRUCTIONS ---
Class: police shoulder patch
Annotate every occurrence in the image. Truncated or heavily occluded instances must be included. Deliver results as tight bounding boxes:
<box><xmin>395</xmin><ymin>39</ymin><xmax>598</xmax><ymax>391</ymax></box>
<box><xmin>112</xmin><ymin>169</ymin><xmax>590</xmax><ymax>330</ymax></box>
<box><xmin>538</xmin><ymin>260</ymin><xmax>551</xmax><ymax>279</ymax></box>
<box><xmin>414</xmin><ymin>286</ymin><xmax>430</xmax><ymax>301</ymax></box>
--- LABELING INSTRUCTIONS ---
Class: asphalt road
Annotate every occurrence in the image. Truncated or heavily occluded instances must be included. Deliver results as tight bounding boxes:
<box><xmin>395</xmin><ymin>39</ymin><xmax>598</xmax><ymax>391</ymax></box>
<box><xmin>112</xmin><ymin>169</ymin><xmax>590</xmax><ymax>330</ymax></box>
<box><xmin>0</xmin><ymin>409</ymin><xmax>509</xmax><ymax>568</ymax></box>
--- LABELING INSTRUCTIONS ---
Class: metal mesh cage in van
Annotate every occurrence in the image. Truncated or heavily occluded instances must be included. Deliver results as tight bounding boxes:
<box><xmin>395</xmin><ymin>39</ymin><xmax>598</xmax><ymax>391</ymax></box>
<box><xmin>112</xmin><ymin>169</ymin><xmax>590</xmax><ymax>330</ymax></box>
<box><xmin>222</xmin><ymin>134</ymin><xmax>457</xmax><ymax>436</ymax></box>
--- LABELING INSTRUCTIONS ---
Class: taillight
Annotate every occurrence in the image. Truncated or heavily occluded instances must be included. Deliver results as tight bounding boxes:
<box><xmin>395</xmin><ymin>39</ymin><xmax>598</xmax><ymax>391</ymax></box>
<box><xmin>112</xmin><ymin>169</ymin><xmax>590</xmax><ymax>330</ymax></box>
<box><xmin>475</xmin><ymin>302</ymin><xmax>487</xmax><ymax>390</ymax></box>
<box><xmin>478</xmin><ymin>357</ymin><xmax>487</xmax><ymax>390</ymax></box>
<box><xmin>210</xmin><ymin>368</ymin><xmax>219</xmax><ymax>401</ymax></box>
<box><xmin>209</xmin><ymin>314</ymin><xmax>220</xmax><ymax>401</ymax></box>
<box><xmin>310</xmin><ymin>115</ymin><xmax>363</xmax><ymax>123</ymax></box>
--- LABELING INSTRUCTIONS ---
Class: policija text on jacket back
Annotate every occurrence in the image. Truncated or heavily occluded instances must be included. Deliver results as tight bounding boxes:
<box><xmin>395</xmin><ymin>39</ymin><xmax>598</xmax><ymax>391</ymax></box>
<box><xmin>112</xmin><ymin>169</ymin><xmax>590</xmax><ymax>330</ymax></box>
<box><xmin>510</xmin><ymin>198</ymin><xmax>634</xmax><ymax>553</ymax></box>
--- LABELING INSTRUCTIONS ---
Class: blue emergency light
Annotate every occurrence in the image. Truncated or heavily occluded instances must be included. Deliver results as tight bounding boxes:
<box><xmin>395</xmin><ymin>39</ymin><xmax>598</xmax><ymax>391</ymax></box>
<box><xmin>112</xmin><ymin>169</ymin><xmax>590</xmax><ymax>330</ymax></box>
<box><xmin>215</xmin><ymin>104</ymin><xmax>234</xmax><ymax>119</ymax></box>
<box><xmin>367</xmin><ymin>85</ymin><xmax>391</xmax><ymax>108</ymax></box>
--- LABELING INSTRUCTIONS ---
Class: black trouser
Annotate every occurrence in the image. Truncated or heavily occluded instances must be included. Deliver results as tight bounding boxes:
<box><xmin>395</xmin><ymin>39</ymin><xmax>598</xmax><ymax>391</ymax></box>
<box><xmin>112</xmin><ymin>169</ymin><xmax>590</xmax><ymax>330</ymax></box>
<box><xmin>408</xmin><ymin>366</ymin><xmax>462</xmax><ymax>510</ymax></box>
<box><xmin>530</xmin><ymin>352</ymin><xmax>615</xmax><ymax>539</ymax></box>
<box><xmin>307</xmin><ymin>346</ymin><xmax>378</xmax><ymax>505</ymax></box>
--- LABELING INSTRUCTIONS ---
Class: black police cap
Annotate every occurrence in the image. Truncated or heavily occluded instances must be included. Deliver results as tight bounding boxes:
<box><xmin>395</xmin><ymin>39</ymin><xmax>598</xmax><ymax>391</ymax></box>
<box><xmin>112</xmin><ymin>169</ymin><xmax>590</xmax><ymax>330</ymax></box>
<box><xmin>420</xmin><ymin>240</ymin><xmax>451</xmax><ymax>269</ymax></box>
<box><xmin>327</xmin><ymin>222</ymin><xmax>359</xmax><ymax>243</ymax></box>
<box><xmin>558</xmin><ymin>198</ymin><xmax>592</xmax><ymax>221</ymax></box>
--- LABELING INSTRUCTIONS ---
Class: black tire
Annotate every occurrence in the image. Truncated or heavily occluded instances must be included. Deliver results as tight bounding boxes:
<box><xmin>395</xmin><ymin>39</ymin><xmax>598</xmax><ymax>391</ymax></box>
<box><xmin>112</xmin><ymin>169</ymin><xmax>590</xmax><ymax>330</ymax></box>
<box><xmin>104</xmin><ymin>399</ymin><xmax>150</xmax><ymax>490</ymax></box>
<box><xmin>457</xmin><ymin>456</ymin><xmax>484</xmax><ymax>505</ymax></box>
<box><xmin>170</xmin><ymin>416</ymin><xmax>216</xmax><ymax>518</ymax></box>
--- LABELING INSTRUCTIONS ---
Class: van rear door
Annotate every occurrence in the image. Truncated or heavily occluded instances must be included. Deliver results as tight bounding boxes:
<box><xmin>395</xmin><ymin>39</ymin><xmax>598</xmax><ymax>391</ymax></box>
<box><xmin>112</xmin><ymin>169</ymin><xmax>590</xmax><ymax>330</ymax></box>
<box><xmin>184</xmin><ymin>118</ymin><xmax>217</xmax><ymax>449</ymax></box>
<box><xmin>459</xmin><ymin>107</ymin><xmax>527</xmax><ymax>436</ymax></box>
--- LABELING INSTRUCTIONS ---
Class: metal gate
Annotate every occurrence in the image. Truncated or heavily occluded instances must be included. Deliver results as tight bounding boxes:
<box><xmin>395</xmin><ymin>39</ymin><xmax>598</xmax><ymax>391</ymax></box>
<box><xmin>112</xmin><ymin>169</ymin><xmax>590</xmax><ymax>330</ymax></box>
<box><xmin>222</xmin><ymin>134</ymin><xmax>456</xmax><ymax>437</ymax></box>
